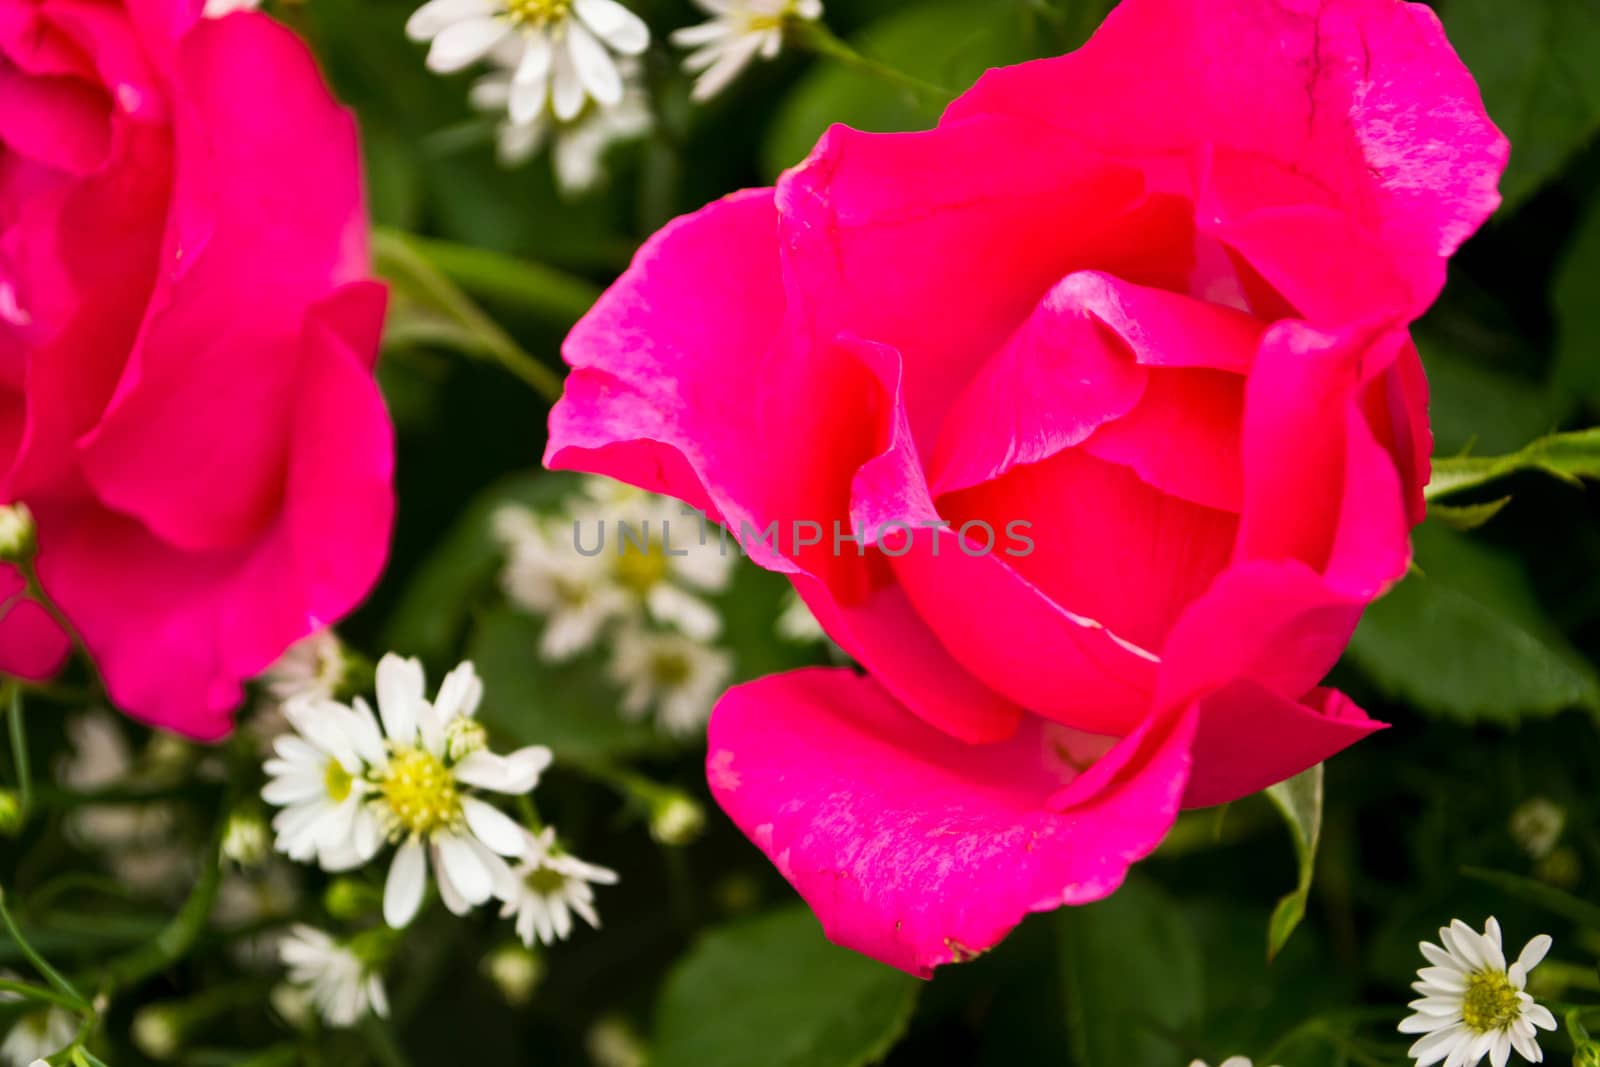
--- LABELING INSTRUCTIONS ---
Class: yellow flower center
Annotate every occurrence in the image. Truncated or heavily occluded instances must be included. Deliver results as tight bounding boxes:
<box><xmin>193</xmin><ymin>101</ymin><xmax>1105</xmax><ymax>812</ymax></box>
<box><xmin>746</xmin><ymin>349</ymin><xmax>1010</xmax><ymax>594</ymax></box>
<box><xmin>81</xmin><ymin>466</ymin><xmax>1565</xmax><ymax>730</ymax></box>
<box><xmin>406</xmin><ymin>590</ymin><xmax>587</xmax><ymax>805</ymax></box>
<box><xmin>378</xmin><ymin>748</ymin><xmax>461</xmax><ymax>837</ymax></box>
<box><xmin>1462</xmin><ymin>970</ymin><xmax>1522</xmax><ymax>1033</ymax></box>
<box><xmin>324</xmin><ymin>760</ymin><xmax>354</xmax><ymax>804</ymax></box>
<box><xmin>524</xmin><ymin>865</ymin><xmax>568</xmax><ymax>896</ymax></box>
<box><xmin>651</xmin><ymin>651</ymin><xmax>692</xmax><ymax>687</ymax></box>
<box><xmin>504</xmin><ymin>0</ymin><xmax>571</xmax><ymax>27</ymax></box>
<box><xmin>613</xmin><ymin>542</ymin><xmax>669</xmax><ymax>596</ymax></box>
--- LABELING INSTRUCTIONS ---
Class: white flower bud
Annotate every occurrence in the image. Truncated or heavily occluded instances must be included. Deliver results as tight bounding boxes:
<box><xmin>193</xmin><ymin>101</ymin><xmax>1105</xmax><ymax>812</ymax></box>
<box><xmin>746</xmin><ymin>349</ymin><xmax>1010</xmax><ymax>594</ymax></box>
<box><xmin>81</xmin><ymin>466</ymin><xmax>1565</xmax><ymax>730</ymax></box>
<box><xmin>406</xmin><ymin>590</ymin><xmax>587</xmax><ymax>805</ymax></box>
<box><xmin>0</xmin><ymin>502</ymin><xmax>35</xmax><ymax>563</ymax></box>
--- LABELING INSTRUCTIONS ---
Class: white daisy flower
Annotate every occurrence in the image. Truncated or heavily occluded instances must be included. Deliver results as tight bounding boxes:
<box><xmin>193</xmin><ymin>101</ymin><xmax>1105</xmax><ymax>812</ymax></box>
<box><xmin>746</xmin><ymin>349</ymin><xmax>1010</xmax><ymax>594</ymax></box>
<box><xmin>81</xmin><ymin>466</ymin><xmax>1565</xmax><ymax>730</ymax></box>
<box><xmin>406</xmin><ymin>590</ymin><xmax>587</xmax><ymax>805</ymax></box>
<box><xmin>0</xmin><ymin>1008</ymin><xmax>74</xmax><ymax>1067</ymax></box>
<box><xmin>608</xmin><ymin>627</ymin><xmax>732</xmax><ymax>737</ymax></box>
<box><xmin>1399</xmin><ymin>917</ymin><xmax>1557</xmax><ymax>1067</ymax></box>
<box><xmin>670</xmin><ymin>0</ymin><xmax>822</xmax><ymax>101</ymax></box>
<box><xmin>609</xmin><ymin>490</ymin><xmax>734</xmax><ymax>641</ymax></box>
<box><xmin>471</xmin><ymin>62</ymin><xmax>652</xmax><ymax>193</ymax></box>
<box><xmin>262</xmin><ymin>697</ymin><xmax>384</xmax><ymax>872</ymax></box>
<box><xmin>497</xmin><ymin>827</ymin><xmax>617</xmax><ymax>946</ymax></box>
<box><xmin>279</xmin><ymin>926</ymin><xmax>390</xmax><ymax>1029</ymax></box>
<box><xmin>494</xmin><ymin>504</ymin><xmax>632</xmax><ymax>660</ymax></box>
<box><xmin>261</xmin><ymin>630</ymin><xmax>350</xmax><ymax>707</ymax></box>
<box><xmin>365</xmin><ymin>656</ymin><xmax>551</xmax><ymax>928</ymax></box>
<box><xmin>406</xmin><ymin>0</ymin><xmax>649</xmax><ymax>122</ymax></box>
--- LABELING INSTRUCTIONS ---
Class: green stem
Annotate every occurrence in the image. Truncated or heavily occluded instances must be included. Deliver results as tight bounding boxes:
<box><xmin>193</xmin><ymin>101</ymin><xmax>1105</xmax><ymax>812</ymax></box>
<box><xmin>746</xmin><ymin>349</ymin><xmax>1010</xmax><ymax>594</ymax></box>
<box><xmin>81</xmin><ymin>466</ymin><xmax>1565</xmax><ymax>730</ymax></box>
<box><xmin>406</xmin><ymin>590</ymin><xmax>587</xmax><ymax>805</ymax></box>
<box><xmin>372</xmin><ymin>229</ymin><xmax>567</xmax><ymax>403</ymax></box>
<box><xmin>98</xmin><ymin>796</ymin><xmax>229</xmax><ymax>992</ymax></box>
<box><xmin>405</xmin><ymin>234</ymin><xmax>600</xmax><ymax>325</ymax></box>
<box><xmin>6</xmin><ymin>681</ymin><xmax>29</xmax><ymax>817</ymax></box>
<box><xmin>361</xmin><ymin>1015</ymin><xmax>414</xmax><ymax>1067</ymax></box>
<box><xmin>791</xmin><ymin>21</ymin><xmax>955</xmax><ymax>103</ymax></box>
<box><xmin>0</xmin><ymin>885</ymin><xmax>91</xmax><ymax>1011</ymax></box>
<box><xmin>0</xmin><ymin>976</ymin><xmax>85</xmax><ymax>1011</ymax></box>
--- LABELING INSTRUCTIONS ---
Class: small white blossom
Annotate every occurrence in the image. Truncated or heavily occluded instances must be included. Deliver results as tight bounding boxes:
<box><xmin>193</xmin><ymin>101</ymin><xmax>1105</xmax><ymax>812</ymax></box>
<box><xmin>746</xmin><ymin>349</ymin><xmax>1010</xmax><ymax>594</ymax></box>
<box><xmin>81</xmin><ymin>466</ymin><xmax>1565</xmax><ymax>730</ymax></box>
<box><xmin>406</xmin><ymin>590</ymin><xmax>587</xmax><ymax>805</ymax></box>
<box><xmin>1399</xmin><ymin>917</ymin><xmax>1557</xmax><ymax>1067</ymax></box>
<box><xmin>279</xmin><ymin>926</ymin><xmax>389</xmax><ymax>1029</ymax></box>
<box><xmin>407</xmin><ymin>0</ymin><xmax>649</xmax><ymax>121</ymax></box>
<box><xmin>610</xmin><ymin>627</ymin><xmax>732</xmax><ymax>736</ymax></box>
<box><xmin>496</xmin><ymin>481</ymin><xmax>734</xmax><ymax>657</ymax></box>
<box><xmin>1190</xmin><ymin>1059</ymin><xmax>1278</xmax><ymax>1067</ymax></box>
<box><xmin>0</xmin><ymin>1008</ymin><xmax>73</xmax><ymax>1067</ymax></box>
<box><xmin>494</xmin><ymin>505</ymin><xmax>632</xmax><ymax>660</ymax></box>
<box><xmin>363</xmin><ymin>656</ymin><xmax>550</xmax><ymax>927</ymax></box>
<box><xmin>471</xmin><ymin>63</ymin><xmax>652</xmax><ymax>193</ymax></box>
<box><xmin>261</xmin><ymin>630</ymin><xmax>350</xmax><ymax>707</ymax></box>
<box><xmin>262</xmin><ymin>697</ymin><xmax>385</xmax><ymax>872</ymax></box>
<box><xmin>497</xmin><ymin>827</ymin><xmax>617</xmax><ymax>946</ymax></box>
<box><xmin>671</xmin><ymin>0</ymin><xmax>822</xmax><ymax>101</ymax></box>
<box><xmin>1508</xmin><ymin>798</ymin><xmax>1565</xmax><ymax>861</ymax></box>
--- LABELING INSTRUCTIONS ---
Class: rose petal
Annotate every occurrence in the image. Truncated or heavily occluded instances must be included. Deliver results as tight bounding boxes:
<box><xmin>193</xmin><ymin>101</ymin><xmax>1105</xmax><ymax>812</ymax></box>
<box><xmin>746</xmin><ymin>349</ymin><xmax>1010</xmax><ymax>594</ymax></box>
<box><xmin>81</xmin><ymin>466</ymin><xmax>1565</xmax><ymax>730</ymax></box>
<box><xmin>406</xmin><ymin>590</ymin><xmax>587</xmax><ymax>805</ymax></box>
<box><xmin>707</xmin><ymin>668</ymin><xmax>1195</xmax><ymax>976</ymax></box>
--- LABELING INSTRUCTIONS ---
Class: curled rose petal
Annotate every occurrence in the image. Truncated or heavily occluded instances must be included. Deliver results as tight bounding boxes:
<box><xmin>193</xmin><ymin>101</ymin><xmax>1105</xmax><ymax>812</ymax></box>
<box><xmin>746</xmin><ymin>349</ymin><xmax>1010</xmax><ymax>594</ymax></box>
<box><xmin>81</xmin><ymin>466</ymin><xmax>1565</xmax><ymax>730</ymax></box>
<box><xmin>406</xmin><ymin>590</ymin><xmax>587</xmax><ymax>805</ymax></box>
<box><xmin>707</xmin><ymin>668</ymin><xmax>1196</xmax><ymax>977</ymax></box>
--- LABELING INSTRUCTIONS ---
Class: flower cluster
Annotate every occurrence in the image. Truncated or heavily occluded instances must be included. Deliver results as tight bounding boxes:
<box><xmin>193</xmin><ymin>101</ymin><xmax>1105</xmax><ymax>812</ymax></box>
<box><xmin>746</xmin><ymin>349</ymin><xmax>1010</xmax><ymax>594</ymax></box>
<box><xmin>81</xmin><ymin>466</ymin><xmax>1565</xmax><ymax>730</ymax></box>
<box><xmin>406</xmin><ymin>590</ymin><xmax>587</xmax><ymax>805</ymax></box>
<box><xmin>261</xmin><ymin>653</ymin><xmax>616</xmax><ymax>1026</ymax></box>
<box><xmin>494</xmin><ymin>478</ymin><xmax>734</xmax><ymax>736</ymax></box>
<box><xmin>405</xmin><ymin>0</ymin><xmax>823</xmax><ymax>190</ymax></box>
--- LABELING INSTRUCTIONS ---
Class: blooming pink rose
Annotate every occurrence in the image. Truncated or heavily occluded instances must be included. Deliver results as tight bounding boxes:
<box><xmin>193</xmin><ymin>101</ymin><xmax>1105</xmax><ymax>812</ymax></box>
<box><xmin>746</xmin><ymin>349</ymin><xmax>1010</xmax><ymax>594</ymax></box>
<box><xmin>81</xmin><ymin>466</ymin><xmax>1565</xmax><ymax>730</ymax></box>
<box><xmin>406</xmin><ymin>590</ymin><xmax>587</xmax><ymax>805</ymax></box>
<box><xmin>0</xmin><ymin>0</ymin><xmax>393</xmax><ymax>738</ymax></box>
<box><xmin>545</xmin><ymin>0</ymin><xmax>1506</xmax><ymax>974</ymax></box>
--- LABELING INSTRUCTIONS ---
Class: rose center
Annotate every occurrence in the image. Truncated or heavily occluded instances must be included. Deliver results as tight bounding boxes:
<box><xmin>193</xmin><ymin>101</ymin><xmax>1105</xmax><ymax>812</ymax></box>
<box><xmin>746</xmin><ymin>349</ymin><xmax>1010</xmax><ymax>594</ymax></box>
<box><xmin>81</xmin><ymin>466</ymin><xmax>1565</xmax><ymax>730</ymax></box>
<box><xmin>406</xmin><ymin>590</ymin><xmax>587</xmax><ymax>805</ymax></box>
<box><xmin>1462</xmin><ymin>970</ymin><xmax>1521</xmax><ymax>1033</ymax></box>
<box><xmin>504</xmin><ymin>0</ymin><xmax>571</xmax><ymax>27</ymax></box>
<box><xmin>378</xmin><ymin>747</ymin><xmax>461</xmax><ymax>837</ymax></box>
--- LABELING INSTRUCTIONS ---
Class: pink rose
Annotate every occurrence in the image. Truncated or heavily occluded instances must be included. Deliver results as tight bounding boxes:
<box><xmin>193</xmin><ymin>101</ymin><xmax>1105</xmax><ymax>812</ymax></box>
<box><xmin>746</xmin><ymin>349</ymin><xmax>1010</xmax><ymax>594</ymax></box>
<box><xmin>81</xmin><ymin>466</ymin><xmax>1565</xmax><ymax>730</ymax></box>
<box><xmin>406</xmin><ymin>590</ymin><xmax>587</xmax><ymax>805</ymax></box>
<box><xmin>546</xmin><ymin>0</ymin><xmax>1507</xmax><ymax>974</ymax></box>
<box><xmin>0</xmin><ymin>0</ymin><xmax>393</xmax><ymax>739</ymax></box>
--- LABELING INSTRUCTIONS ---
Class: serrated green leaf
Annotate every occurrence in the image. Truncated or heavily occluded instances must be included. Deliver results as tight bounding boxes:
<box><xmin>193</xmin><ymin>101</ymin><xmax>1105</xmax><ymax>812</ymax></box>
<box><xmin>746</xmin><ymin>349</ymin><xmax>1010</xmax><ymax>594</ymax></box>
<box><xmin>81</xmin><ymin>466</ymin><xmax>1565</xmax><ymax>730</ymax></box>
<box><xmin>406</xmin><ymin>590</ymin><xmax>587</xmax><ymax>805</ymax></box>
<box><xmin>652</xmin><ymin>906</ymin><xmax>920</xmax><ymax>1067</ymax></box>
<box><xmin>1441</xmin><ymin>0</ymin><xmax>1600</xmax><ymax>209</ymax></box>
<box><xmin>1348</xmin><ymin>524</ymin><xmax>1600</xmax><ymax>723</ymax></box>
<box><xmin>1427</xmin><ymin>427</ymin><xmax>1600</xmax><ymax>500</ymax></box>
<box><xmin>468</xmin><ymin>608</ymin><xmax>663</xmax><ymax>761</ymax></box>
<box><xmin>1265</xmin><ymin>764</ymin><xmax>1323</xmax><ymax>960</ymax></box>
<box><xmin>1428</xmin><ymin>496</ymin><xmax>1513</xmax><ymax>531</ymax></box>
<box><xmin>1057</xmin><ymin>877</ymin><xmax>1202</xmax><ymax>1067</ymax></box>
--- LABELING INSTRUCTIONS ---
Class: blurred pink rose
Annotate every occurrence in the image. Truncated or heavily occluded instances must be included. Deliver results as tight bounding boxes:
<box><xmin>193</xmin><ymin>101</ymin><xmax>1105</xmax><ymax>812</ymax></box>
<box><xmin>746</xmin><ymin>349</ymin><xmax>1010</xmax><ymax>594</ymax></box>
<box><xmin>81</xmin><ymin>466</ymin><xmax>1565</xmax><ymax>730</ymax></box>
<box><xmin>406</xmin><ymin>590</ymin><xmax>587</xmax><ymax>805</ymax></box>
<box><xmin>546</xmin><ymin>0</ymin><xmax>1507</xmax><ymax>974</ymax></box>
<box><xmin>0</xmin><ymin>0</ymin><xmax>393</xmax><ymax>738</ymax></box>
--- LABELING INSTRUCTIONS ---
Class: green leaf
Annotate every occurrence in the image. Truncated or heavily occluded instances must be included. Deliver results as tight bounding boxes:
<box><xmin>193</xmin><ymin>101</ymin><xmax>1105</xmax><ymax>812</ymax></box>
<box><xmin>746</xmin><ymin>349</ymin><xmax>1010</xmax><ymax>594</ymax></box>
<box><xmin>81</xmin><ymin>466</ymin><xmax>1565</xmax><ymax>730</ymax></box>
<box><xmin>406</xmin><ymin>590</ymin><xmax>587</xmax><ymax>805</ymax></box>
<box><xmin>1426</xmin><ymin>427</ymin><xmax>1600</xmax><ymax>500</ymax></box>
<box><xmin>1265</xmin><ymin>764</ymin><xmax>1324</xmax><ymax>960</ymax></box>
<box><xmin>468</xmin><ymin>608</ymin><xmax>662</xmax><ymax>761</ymax></box>
<box><xmin>1347</xmin><ymin>524</ymin><xmax>1600</xmax><ymax>723</ymax></box>
<box><xmin>1461</xmin><ymin>867</ymin><xmax>1600</xmax><ymax>932</ymax></box>
<box><xmin>1428</xmin><ymin>496</ymin><xmax>1513</xmax><ymax>531</ymax></box>
<box><xmin>762</xmin><ymin>0</ymin><xmax>1045</xmax><ymax>178</ymax></box>
<box><xmin>1057</xmin><ymin>877</ymin><xmax>1203</xmax><ymax>1067</ymax></box>
<box><xmin>1554</xmin><ymin>196</ymin><xmax>1600</xmax><ymax>412</ymax></box>
<box><xmin>652</xmin><ymin>906</ymin><xmax>920</xmax><ymax>1067</ymax></box>
<box><xmin>382</xmin><ymin>472</ymin><xmax>576</xmax><ymax>662</ymax></box>
<box><xmin>1441</xmin><ymin>0</ymin><xmax>1600</xmax><ymax>209</ymax></box>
